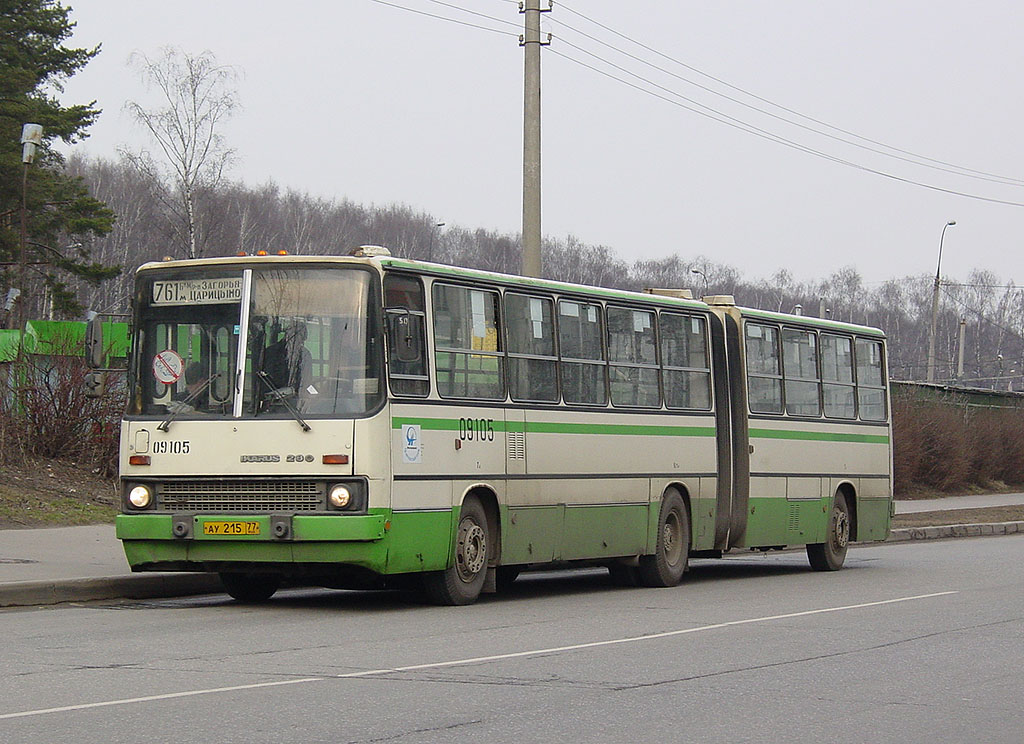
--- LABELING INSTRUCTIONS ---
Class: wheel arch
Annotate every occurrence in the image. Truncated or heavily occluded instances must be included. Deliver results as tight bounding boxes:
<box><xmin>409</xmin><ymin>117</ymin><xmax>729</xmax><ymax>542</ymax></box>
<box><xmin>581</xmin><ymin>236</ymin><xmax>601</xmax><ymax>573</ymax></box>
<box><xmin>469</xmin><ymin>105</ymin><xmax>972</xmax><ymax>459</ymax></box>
<box><xmin>460</xmin><ymin>484</ymin><xmax>501</xmax><ymax>565</ymax></box>
<box><xmin>835</xmin><ymin>481</ymin><xmax>858</xmax><ymax>541</ymax></box>
<box><xmin>662</xmin><ymin>482</ymin><xmax>693</xmax><ymax>548</ymax></box>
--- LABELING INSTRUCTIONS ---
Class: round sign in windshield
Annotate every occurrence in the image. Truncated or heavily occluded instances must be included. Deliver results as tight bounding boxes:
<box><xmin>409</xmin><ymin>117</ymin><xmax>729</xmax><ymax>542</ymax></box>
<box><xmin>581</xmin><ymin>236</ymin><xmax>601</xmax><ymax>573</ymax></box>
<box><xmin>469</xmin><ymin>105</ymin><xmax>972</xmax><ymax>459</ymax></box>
<box><xmin>152</xmin><ymin>349</ymin><xmax>184</xmax><ymax>385</ymax></box>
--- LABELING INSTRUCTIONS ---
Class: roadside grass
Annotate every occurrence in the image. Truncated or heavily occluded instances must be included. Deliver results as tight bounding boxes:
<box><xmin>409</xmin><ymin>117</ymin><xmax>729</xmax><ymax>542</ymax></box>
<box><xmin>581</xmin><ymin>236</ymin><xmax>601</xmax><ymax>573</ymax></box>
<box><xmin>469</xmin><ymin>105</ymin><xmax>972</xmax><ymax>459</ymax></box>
<box><xmin>0</xmin><ymin>485</ymin><xmax>117</xmax><ymax>527</ymax></box>
<box><xmin>891</xmin><ymin>505</ymin><xmax>1024</xmax><ymax>529</ymax></box>
<box><xmin>0</xmin><ymin>459</ymin><xmax>118</xmax><ymax>528</ymax></box>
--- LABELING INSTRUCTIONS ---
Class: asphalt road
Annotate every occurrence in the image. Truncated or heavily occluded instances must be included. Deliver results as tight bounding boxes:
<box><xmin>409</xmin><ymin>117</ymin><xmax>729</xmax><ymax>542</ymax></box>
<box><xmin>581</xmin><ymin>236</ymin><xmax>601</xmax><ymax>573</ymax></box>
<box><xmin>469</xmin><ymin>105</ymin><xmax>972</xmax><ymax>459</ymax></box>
<box><xmin>2</xmin><ymin>536</ymin><xmax>1023</xmax><ymax>743</ymax></box>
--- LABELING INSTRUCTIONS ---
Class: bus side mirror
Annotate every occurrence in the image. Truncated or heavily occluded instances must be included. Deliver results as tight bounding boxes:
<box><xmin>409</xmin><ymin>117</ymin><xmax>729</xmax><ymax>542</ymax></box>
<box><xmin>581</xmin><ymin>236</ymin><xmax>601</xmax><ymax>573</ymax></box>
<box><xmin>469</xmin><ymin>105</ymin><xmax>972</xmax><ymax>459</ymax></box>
<box><xmin>85</xmin><ymin>316</ymin><xmax>105</xmax><ymax>369</ymax></box>
<box><xmin>84</xmin><ymin>370</ymin><xmax>107</xmax><ymax>398</ymax></box>
<box><xmin>387</xmin><ymin>311</ymin><xmax>423</xmax><ymax>364</ymax></box>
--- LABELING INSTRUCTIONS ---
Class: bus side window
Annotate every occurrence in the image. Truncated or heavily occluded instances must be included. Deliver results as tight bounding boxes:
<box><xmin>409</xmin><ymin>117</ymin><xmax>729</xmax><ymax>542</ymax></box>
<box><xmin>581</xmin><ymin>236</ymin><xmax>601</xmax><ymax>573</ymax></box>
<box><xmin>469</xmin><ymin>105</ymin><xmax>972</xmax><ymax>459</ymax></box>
<box><xmin>384</xmin><ymin>274</ymin><xmax>429</xmax><ymax>396</ymax></box>
<box><xmin>821</xmin><ymin>334</ymin><xmax>855</xmax><ymax>418</ymax></box>
<box><xmin>607</xmin><ymin>307</ymin><xmax>659</xmax><ymax>408</ymax></box>
<box><xmin>432</xmin><ymin>283</ymin><xmax>504</xmax><ymax>400</ymax></box>
<box><xmin>506</xmin><ymin>293</ymin><xmax>558</xmax><ymax>402</ymax></box>
<box><xmin>782</xmin><ymin>327</ymin><xmax>821</xmax><ymax>417</ymax></box>
<box><xmin>745</xmin><ymin>322</ymin><xmax>783</xmax><ymax>414</ymax></box>
<box><xmin>559</xmin><ymin>300</ymin><xmax>606</xmax><ymax>406</ymax></box>
<box><xmin>661</xmin><ymin>313</ymin><xmax>711</xmax><ymax>410</ymax></box>
<box><xmin>856</xmin><ymin>338</ymin><xmax>887</xmax><ymax>420</ymax></box>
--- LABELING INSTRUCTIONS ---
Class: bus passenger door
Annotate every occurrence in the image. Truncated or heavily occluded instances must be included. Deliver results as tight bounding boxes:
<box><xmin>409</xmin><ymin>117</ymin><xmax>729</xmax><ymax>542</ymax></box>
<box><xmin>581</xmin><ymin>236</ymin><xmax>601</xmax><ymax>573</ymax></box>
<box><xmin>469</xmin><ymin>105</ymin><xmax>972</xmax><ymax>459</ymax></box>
<box><xmin>502</xmin><ymin>409</ymin><xmax>556</xmax><ymax>565</ymax></box>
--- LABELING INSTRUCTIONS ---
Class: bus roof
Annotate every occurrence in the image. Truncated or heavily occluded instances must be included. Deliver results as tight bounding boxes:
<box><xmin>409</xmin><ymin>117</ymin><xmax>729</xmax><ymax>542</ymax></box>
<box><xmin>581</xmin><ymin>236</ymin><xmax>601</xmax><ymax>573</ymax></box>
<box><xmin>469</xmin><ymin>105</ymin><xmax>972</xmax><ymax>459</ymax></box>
<box><xmin>135</xmin><ymin>254</ymin><xmax>885</xmax><ymax>337</ymax></box>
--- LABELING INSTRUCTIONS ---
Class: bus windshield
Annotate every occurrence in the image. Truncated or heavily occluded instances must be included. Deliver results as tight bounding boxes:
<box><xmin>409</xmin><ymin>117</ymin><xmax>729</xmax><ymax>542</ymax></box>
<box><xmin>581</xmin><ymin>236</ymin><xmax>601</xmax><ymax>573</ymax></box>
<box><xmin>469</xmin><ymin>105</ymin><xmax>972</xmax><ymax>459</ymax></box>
<box><xmin>132</xmin><ymin>266</ymin><xmax>384</xmax><ymax>419</ymax></box>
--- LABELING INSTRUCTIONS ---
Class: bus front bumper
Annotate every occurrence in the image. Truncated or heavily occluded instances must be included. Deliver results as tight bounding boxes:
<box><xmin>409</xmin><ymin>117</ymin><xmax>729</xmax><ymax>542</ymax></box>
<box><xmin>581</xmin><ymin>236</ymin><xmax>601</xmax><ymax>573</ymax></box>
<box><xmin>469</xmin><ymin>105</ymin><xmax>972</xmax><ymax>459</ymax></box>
<box><xmin>116</xmin><ymin>513</ymin><xmax>391</xmax><ymax>574</ymax></box>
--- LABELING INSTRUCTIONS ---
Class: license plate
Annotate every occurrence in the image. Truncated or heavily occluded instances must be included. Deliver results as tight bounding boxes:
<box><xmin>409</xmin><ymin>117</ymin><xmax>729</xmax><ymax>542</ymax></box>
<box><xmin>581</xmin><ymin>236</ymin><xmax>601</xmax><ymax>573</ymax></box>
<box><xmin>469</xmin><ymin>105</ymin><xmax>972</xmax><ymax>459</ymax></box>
<box><xmin>203</xmin><ymin>521</ymin><xmax>260</xmax><ymax>536</ymax></box>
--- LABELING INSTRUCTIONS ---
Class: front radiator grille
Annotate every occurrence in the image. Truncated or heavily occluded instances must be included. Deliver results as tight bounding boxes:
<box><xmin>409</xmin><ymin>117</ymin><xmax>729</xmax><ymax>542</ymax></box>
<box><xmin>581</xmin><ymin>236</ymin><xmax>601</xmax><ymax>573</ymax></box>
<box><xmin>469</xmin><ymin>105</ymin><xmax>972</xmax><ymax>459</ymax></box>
<box><xmin>159</xmin><ymin>480</ymin><xmax>323</xmax><ymax>512</ymax></box>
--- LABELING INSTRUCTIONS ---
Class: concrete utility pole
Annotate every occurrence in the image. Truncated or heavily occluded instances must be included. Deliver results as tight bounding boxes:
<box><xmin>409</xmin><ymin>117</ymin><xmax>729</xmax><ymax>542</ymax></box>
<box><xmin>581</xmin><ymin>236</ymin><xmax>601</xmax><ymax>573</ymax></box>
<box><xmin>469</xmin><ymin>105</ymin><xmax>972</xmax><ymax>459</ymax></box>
<box><xmin>521</xmin><ymin>0</ymin><xmax>550</xmax><ymax>278</ymax></box>
<box><xmin>927</xmin><ymin>220</ymin><xmax>956</xmax><ymax>382</ymax></box>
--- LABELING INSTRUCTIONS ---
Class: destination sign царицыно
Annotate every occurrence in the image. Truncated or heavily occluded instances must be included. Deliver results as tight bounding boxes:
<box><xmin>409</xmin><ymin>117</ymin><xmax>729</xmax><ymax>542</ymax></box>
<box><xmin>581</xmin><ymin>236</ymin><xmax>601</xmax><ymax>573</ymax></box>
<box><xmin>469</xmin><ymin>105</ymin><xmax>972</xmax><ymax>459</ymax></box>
<box><xmin>152</xmin><ymin>277</ymin><xmax>243</xmax><ymax>305</ymax></box>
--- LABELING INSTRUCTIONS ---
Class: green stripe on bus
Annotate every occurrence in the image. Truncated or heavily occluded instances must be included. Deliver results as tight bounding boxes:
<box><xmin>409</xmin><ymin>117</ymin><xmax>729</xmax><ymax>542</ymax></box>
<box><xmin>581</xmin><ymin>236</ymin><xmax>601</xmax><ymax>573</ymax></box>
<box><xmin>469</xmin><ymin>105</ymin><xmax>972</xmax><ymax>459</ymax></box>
<box><xmin>749</xmin><ymin>427</ymin><xmax>889</xmax><ymax>444</ymax></box>
<box><xmin>393</xmin><ymin>417</ymin><xmax>886</xmax><ymax>443</ymax></box>
<box><xmin>392</xmin><ymin>417</ymin><xmax>714</xmax><ymax>437</ymax></box>
<box><xmin>525</xmin><ymin>421</ymin><xmax>714</xmax><ymax>437</ymax></box>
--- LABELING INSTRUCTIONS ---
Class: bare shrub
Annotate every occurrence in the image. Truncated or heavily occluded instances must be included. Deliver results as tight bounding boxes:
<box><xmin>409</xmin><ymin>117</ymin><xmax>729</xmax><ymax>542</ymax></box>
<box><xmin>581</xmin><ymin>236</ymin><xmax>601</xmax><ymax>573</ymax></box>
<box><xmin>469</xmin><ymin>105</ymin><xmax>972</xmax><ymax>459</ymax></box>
<box><xmin>891</xmin><ymin>391</ymin><xmax>924</xmax><ymax>494</ymax></box>
<box><xmin>892</xmin><ymin>389</ymin><xmax>971</xmax><ymax>493</ymax></box>
<box><xmin>0</xmin><ymin>340</ymin><xmax>125</xmax><ymax>474</ymax></box>
<box><xmin>893</xmin><ymin>385</ymin><xmax>1024</xmax><ymax>494</ymax></box>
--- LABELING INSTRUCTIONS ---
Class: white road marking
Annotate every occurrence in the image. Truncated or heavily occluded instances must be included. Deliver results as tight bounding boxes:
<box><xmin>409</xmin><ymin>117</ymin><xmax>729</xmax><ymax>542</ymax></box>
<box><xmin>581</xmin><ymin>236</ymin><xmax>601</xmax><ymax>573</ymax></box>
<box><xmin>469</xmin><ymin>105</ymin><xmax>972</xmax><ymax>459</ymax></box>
<box><xmin>0</xmin><ymin>591</ymin><xmax>957</xmax><ymax>720</ymax></box>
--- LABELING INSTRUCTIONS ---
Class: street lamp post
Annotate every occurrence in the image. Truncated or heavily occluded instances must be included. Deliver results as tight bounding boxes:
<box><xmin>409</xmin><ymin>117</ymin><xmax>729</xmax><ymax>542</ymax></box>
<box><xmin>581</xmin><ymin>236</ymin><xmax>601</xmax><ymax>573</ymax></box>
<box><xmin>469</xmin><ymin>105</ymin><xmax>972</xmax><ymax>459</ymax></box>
<box><xmin>691</xmin><ymin>268</ymin><xmax>709</xmax><ymax>298</ymax></box>
<box><xmin>15</xmin><ymin>124</ymin><xmax>43</xmax><ymax>350</ymax></box>
<box><xmin>927</xmin><ymin>220</ymin><xmax>956</xmax><ymax>383</ymax></box>
<box><xmin>427</xmin><ymin>222</ymin><xmax>445</xmax><ymax>263</ymax></box>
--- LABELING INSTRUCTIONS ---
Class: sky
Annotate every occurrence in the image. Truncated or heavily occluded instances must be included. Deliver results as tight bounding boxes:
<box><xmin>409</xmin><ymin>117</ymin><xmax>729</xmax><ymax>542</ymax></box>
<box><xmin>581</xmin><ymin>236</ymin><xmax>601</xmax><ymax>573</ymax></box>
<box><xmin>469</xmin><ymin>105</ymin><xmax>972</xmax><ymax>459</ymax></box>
<box><xmin>54</xmin><ymin>1</ymin><xmax>1024</xmax><ymax>284</ymax></box>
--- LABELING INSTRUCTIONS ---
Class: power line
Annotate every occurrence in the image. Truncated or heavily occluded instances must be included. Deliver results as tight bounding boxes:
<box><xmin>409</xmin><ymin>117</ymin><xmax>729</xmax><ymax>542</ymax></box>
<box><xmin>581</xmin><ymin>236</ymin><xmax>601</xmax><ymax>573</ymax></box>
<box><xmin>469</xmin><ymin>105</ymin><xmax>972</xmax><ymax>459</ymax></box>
<box><xmin>548</xmin><ymin>21</ymin><xmax>1024</xmax><ymax>188</ymax></box>
<box><xmin>372</xmin><ymin>1</ymin><xmax>1024</xmax><ymax>206</ymax></box>
<box><xmin>940</xmin><ymin>285</ymin><xmax>1024</xmax><ymax>343</ymax></box>
<box><xmin>548</xmin><ymin>46</ymin><xmax>1024</xmax><ymax>208</ymax></box>
<box><xmin>555</xmin><ymin>1</ymin><xmax>1024</xmax><ymax>187</ymax></box>
<box><xmin>944</xmin><ymin>282</ymin><xmax>1023</xmax><ymax>290</ymax></box>
<box><xmin>366</xmin><ymin>0</ymin><xmax>518</xmax><ymax>36</ymax></box>
<box><xmin>423</xmin><ymin>0</ymin><xmax>521</xmax><ymax>30</ymax></box>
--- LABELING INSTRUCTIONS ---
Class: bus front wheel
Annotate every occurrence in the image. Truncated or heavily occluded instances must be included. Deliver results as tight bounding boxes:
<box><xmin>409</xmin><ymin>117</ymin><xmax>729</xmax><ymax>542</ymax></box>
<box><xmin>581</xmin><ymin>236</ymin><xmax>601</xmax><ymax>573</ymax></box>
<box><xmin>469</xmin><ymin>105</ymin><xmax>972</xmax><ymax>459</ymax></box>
<box><xmin>422</xmin><ymin>496</ymin><xmax>490</xmax><ymax>605</ymax></box>
<box><xmin>220</xmin><ymin>572</ymin><xmax>281</xmax><ymax>602</ymax></box>
<box><xmin>638</xmin><ymin>492</ymin><xmax>690</xmax><ymax>587</ymax></box>
<box><xmin>807</xmin><ymin>493</ymin><xmax>851</xmax><ymax>571</ymax></box>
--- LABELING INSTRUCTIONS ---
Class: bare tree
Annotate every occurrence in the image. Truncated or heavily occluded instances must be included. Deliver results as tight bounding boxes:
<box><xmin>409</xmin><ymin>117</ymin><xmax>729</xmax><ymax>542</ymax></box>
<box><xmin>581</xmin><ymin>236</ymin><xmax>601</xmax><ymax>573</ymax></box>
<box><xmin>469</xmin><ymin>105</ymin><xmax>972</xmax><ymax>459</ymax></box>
<box><xmin>124</xmin><ymin>47</ymin><xmax>240</xmax><ymax>259</ymax></box>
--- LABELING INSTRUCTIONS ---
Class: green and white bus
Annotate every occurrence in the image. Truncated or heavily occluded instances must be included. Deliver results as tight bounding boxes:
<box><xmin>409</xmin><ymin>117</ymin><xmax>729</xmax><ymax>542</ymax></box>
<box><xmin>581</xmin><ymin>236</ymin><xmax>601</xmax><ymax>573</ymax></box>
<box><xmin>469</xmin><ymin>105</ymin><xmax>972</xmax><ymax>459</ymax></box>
<box><xmin>106</xmin><ymin>247</ymin><xmax>892</xmax><ymax>604</ymax></box>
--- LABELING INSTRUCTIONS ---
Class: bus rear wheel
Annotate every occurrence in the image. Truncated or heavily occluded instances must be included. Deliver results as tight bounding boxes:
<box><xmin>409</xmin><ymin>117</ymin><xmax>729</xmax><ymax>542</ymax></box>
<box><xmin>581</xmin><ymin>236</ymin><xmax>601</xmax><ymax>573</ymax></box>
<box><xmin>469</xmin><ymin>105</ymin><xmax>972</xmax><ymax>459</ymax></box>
<box><xmin>422</xmin><ymin>496</ymin><xmax>490</xmax><ymax>605</ymax></box>
<box><xmin>807</xmin><ymin>493</ymin><xmax>851</xmax><ymax>571</ymax></box>
<box><xmin>638</xmin><ymin>492</ymin><xmax>689</xmax><ymax>587</ymax></box>
<box><xmin>220</xmin><ymin>572</ymin><xmax>281</xmax><ymax>602</ymax></box>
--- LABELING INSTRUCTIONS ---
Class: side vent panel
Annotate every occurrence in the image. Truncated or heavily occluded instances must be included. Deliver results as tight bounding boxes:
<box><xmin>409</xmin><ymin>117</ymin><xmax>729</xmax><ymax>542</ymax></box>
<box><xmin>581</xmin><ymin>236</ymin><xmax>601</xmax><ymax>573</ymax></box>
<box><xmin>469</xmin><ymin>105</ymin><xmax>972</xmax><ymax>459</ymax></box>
<box><xmin>507</xmin><ymin>431</ymin><xmax>526</xmax><ymax>461</ymax></box>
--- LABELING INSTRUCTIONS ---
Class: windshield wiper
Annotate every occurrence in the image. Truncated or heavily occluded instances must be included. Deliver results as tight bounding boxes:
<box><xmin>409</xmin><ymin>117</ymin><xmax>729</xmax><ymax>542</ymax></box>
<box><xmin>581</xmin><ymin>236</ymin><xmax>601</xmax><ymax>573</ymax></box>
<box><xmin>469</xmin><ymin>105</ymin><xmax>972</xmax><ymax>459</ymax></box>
<box><xmin>255</xmin><ymin>371</ymin><xmax>311</xmax><ymax>432</ymax></box>
<box><xmin>157</xmin><ymin>373</ymin><xmax>221</xmax><ymax>432</ymax></box>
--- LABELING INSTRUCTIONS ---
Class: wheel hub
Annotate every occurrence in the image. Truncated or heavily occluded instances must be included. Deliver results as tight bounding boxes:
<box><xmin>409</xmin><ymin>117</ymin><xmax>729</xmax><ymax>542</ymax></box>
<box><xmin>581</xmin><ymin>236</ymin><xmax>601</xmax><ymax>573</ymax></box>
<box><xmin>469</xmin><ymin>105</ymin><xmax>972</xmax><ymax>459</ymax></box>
<box><xmin>456</xmin><ymin>521</ymin><xmax>487</xmax><ymax>582</ymax></box>
<box><xmin>833</xmin><ymin>509</ymin><xmax>850</xmax><ymax>550</ymax></box>
<box><xmin>663</xmin><ymin>512</ymin><xmax>683</xmax><ymax>565</ymax></box>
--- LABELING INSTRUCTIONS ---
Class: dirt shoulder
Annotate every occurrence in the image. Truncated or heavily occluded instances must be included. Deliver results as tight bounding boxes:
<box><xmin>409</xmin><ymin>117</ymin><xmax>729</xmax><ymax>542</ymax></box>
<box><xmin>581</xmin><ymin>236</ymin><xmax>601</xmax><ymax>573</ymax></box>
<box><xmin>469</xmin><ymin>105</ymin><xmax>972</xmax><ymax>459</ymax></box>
<box><xmin>892</xmin><ymin>506</ymin><xmax>1024</xmax><ymax>529</ymax></box>
<box><xmin>0</xmin><ymin>459</ymin><xmax>117</xmax><ymax>528</ymax></box>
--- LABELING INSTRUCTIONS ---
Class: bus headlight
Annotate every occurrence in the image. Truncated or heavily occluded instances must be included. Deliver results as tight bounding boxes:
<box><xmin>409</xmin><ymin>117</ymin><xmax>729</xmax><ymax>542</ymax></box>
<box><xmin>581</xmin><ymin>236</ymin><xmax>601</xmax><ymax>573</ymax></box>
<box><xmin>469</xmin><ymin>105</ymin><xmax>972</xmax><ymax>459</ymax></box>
<box><xmin>128</xmin><ymin>485</ymin><xmax>153</xmax><ymax>509</ymax></box>
<box><xmin>328</xmin><ymin>484</ymin><xmax>352</xmax><ymax>509</ymax></box>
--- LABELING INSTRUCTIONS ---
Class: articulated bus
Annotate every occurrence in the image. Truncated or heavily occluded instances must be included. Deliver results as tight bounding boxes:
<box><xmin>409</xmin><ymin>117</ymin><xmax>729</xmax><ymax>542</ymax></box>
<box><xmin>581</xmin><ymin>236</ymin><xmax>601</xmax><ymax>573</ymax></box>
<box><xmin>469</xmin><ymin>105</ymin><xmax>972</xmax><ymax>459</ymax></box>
<box><xmin>102</xmin><ymin>247</ymin><xmax>892</xmax><ymax>605</ymax></box>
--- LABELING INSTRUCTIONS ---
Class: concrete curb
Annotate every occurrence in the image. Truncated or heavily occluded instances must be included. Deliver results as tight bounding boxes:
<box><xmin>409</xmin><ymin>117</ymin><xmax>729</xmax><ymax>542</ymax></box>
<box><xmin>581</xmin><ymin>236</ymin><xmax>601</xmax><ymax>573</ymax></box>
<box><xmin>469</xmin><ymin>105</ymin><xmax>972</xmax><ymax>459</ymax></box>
<box><xmin>2</xmin><ymin>522</ymin><xmax>1021</xmax><ymax>608</ymax></box>
<box><xmin>887</xmin><ymin>520</ymin><xmax>1024</xmax><ymax>542</ymax></box>
<box><xmin>0</xmin><ymin>573</ymin><xmax>222</xmax><ymax>608</ymax></box>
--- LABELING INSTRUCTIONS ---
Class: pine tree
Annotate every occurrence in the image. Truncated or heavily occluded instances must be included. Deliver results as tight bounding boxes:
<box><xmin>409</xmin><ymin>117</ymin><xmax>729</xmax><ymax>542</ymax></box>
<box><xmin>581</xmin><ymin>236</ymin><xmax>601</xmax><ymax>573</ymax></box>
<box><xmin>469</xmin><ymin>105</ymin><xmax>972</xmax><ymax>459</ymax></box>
<box><xmin>0</xmin><ymin>0</ymin><xmax>116</xmax><ymax>322</ymax></box>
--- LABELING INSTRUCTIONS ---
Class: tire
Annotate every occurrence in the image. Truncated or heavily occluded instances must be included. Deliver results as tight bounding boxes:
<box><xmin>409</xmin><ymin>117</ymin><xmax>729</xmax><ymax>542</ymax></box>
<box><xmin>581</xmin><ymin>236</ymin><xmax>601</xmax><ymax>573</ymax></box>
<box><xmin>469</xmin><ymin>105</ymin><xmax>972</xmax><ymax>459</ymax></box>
<box><xmin>638</xmin><ymin>491</ymin><xmax>690</xmax><ymax>587</ymax></box>
<box><xmin>220</xmin><ymin>572</ymin><xmax>281</xmax><ymax>602</ymax></box>
<box><xmin>422</xmin><ymin>496</ymin><xmax>490</xmax><ymax>605</ymax></box>
<box><xmin>807</xmin><ymin>492</ymin><xmax>851</xmax><ymax>571</ymax></box>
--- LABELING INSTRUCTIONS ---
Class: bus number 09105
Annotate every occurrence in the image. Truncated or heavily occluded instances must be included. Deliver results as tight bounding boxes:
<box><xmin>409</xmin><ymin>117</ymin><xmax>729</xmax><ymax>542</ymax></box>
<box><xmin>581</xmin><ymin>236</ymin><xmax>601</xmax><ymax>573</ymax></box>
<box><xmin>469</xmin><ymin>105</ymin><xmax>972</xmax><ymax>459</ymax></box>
<box><xmin>152</xmin><ymin>440</ymin><xmax>189</xmax><ymax>454</ymax></box>
<box><xmin>458</xmin><ymin>418</ymin><xmax>495</xmax><ymax>442</ymax></box>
